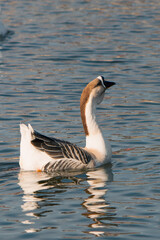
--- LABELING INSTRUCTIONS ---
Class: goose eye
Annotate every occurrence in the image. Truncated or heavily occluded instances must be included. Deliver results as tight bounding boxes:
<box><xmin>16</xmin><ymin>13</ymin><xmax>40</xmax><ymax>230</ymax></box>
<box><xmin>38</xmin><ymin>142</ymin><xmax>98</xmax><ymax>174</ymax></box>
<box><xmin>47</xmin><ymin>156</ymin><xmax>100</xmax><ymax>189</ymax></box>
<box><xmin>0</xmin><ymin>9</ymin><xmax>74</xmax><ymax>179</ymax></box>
<box><xmin>95</xmin><ymin>80</ymin><xmax>102</xmax><ymax>88</ymax></box>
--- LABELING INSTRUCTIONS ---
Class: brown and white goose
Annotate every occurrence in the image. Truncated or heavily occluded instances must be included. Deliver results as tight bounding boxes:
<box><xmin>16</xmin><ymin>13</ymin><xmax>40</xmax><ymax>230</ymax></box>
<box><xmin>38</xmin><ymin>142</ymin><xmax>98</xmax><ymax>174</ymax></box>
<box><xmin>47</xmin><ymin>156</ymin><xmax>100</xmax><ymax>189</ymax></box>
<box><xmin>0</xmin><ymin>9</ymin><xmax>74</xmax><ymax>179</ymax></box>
<box><xmin>19</xmin><ymin>76</ymin><xmax>115</xmax><ymax>172</ymax></box>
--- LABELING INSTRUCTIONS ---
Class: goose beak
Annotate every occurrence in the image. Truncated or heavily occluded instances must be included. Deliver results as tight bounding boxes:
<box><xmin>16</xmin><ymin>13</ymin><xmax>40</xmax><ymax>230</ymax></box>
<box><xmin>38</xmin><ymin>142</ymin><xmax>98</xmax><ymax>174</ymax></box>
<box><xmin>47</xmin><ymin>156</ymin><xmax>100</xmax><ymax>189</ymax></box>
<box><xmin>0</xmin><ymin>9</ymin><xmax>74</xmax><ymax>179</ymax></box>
<box><xmin>104</xmin><ymin>80</ymin><xmax>116</xmax><ymax>89</ymax></box>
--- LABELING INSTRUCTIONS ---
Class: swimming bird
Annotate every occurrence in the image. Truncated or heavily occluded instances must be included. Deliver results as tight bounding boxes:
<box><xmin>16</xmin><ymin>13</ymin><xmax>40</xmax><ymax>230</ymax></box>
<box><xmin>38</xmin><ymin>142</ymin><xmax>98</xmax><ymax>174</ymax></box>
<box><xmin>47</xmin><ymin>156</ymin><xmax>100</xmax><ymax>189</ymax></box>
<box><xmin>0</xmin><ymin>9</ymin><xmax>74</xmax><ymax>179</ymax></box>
<box><xmin>20</xmin><ymin>76</ymin><xmax>115</xmax><ymax>172</ymax></box>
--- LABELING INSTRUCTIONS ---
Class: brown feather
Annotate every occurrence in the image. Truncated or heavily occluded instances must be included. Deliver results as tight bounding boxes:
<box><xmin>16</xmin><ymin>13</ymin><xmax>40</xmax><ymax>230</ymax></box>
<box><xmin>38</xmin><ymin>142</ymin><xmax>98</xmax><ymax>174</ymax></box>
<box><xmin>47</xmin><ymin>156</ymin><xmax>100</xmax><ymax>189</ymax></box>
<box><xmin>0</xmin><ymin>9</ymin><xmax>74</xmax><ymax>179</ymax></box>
<box><xmin>80</xmin><ymin>78</ymin><xmax>100</xmax><ymax>136</ymax></box>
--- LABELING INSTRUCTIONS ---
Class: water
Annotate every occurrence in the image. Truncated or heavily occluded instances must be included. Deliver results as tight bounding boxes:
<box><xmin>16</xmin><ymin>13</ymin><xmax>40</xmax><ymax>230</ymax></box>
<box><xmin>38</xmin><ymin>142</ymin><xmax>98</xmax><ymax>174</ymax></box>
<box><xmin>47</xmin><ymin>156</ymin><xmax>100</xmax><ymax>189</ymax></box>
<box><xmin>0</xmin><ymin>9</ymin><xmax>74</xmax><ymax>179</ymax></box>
<box><xmin>0</xmin><ymin>0</ymin><xmax>160</xmax><ymax>239</ymax></box>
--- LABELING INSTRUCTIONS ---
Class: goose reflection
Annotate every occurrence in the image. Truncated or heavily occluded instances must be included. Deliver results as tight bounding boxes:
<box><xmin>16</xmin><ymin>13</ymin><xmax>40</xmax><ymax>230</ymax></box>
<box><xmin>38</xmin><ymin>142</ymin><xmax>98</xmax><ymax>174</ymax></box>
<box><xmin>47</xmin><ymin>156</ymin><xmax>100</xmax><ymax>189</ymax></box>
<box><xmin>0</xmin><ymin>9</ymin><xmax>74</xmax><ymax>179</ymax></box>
<box><xmin>83</xmin><ymin>165</ymin><xmax>116</xmax><ymax>237</ymax></box>
<box><xmin>84</xmin><ymin>165</ymin><xmax>113</xmax><ymax>215</ymax></box>
<box><xmin>18</xmin><ymin>170</ymin><xmax>84</xmax><ymax>232</ymax></box>
<box><xmin>18</xmin><ymin>171</ymin><xmax>50</xmax><ymax>214</ymax></box>
<box><xmin>18</xmin><ymin>165</ymin><xmax>115</xmax><ymax>235</ymax></box>
<box><xmin>18</xmin><ymin>171</ymin><xmax>79</xmax><ymax>212</ymax></box>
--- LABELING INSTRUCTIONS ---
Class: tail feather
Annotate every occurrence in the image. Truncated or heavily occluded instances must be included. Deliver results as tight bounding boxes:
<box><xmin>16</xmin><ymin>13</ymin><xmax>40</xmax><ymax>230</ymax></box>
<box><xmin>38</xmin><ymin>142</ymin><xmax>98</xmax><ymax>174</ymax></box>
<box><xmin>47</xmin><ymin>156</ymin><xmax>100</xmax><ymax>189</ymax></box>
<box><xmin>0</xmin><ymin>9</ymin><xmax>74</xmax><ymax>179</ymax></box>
<box><xmin>28</xmin><ymin>123</ymin><xmax>34</xmax><ymax>134</ymax></box>
<box><xmin>19</xmin><ymin>123</ymin><xmax>52</xmax><ymax>171</ymax></box>
<box><xmin>20</xmin><ymin>123</ymin><xmax>34</xmax><ymax>141</ymax></box>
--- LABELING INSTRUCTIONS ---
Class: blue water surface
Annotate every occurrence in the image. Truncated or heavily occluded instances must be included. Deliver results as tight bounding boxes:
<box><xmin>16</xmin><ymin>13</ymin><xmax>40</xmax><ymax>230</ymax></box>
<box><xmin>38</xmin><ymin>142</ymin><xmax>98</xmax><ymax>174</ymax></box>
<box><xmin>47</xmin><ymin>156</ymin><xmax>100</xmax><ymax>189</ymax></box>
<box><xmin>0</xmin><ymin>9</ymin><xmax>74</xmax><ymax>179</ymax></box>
<box><xmin>0</xmin><ymin>0</ymin><xmax>159</xmax><ymax>239</ymax></box>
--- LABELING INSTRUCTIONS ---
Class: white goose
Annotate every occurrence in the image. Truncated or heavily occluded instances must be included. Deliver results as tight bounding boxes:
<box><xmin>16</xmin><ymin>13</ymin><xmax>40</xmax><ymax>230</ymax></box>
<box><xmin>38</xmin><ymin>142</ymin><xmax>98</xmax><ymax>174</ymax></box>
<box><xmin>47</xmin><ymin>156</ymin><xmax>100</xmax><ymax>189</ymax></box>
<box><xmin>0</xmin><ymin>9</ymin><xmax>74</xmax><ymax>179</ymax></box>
<box><xmin>20</xmin><ymin>76</ymin><xmax>115</xmax><ymax>172</ymax></box>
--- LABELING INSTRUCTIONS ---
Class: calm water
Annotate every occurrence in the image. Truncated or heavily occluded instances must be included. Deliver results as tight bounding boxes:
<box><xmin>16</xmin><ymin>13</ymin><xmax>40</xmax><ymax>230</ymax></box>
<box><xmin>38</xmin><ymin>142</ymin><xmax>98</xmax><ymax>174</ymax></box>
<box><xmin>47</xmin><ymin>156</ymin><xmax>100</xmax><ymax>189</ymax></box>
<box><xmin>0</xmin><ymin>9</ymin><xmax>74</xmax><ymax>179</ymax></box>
<box><xmin>0</xmin><ymin>0</ymin><xmax>160</xmax><ymax>239</ymax></box>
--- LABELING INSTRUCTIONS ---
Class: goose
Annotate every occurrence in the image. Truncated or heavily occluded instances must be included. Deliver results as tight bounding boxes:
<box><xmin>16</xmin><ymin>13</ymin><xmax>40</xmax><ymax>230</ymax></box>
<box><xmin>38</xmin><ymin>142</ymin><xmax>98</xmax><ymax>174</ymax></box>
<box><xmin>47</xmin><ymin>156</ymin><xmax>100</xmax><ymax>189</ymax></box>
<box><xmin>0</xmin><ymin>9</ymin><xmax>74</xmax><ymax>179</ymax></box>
<box><xmin>19</xmin><ymin>76</ymin><xmax>115</xmax><ymax>172</ymax></box>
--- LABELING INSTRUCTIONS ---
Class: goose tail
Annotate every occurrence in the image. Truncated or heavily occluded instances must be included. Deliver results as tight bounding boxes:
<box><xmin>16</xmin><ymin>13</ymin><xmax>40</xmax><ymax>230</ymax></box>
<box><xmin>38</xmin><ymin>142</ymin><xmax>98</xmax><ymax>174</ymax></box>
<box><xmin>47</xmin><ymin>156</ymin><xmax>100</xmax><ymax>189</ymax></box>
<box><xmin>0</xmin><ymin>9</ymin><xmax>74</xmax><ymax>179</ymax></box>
<box><xmin>20</xmin><ymin>123</ymin><xmax>34</xmax><ymax>170</ymax></box>
<box><xmin>20</xmin><ymin>123</ymin><xmax>34</xmax><ymax>141</ymax></box>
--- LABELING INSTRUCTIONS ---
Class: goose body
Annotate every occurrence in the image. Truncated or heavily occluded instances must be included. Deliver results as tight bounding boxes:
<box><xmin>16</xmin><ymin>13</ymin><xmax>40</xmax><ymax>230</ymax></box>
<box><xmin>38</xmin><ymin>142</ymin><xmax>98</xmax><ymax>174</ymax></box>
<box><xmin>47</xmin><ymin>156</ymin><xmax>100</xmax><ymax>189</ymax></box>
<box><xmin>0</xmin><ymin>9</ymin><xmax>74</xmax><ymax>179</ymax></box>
<box><xmin>19</xmin><ymin>76</ymin><xmax>115</xmax><ymax>172</ymax></box>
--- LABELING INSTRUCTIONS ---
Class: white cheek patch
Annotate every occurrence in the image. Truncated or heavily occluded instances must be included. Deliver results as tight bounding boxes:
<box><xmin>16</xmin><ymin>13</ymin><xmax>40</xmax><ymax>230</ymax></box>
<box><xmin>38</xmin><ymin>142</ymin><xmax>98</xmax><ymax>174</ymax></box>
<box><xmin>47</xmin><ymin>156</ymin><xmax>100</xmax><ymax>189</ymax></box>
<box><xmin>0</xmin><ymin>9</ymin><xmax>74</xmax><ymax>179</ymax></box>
<box><xmin>97</xmin><ymin>76</ymin><xmax>106</xmax><ymax>88</ymax></box>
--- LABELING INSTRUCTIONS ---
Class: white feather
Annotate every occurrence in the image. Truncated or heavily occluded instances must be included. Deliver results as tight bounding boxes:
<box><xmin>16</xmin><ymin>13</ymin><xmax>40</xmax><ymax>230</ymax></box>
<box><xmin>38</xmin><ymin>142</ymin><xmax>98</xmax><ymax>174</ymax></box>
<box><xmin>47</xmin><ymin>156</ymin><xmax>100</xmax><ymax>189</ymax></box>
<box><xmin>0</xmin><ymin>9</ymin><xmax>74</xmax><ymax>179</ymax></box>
<box><xmin>20</xmin><ymin>124</ymin><xmax>52</xmax><ymax>171</ymax></box>
<box><xmin>85</xmin><ymin>93</ymin><xmax>112</xmax><ymax>164</ymax></box>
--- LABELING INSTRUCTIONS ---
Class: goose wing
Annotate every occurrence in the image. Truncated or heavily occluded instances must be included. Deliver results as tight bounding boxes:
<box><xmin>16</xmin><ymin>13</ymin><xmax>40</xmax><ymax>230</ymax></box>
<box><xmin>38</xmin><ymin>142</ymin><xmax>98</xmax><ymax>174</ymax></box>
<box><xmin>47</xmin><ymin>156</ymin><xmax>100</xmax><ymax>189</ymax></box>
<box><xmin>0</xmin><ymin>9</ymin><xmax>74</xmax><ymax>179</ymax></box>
<box><xmin>31</xmin><ymin>130</ymin><xmax>93</xmax><ymax>165</ymax></box>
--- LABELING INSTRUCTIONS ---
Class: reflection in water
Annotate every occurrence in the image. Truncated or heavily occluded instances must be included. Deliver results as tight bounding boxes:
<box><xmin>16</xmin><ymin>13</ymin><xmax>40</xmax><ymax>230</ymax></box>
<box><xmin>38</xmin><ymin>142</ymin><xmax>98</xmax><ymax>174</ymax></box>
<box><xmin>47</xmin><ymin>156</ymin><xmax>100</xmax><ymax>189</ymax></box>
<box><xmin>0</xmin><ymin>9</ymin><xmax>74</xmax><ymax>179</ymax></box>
<box><xmin>18</xmin><ymin>171</ymin><xmax>49</xmax><ymax>213</ymax></box>
<box><xmin>18</xmin><ymin>171</ymin><xmax>50</xmax><ymax>232</ymax></box>
<box><xmin>18</xmin><ymin>166</ymin><xmax>114</xmax><ymax>235</ymax></box>
<box><xmin>18</xmin><ymin>170</ymin><xmax>84</xmax><ymax>233</ymax></box>
<box><xmin>83</xmin><ymin>166</ymin><xmax>115</xmax><ymax>237</ymax></box>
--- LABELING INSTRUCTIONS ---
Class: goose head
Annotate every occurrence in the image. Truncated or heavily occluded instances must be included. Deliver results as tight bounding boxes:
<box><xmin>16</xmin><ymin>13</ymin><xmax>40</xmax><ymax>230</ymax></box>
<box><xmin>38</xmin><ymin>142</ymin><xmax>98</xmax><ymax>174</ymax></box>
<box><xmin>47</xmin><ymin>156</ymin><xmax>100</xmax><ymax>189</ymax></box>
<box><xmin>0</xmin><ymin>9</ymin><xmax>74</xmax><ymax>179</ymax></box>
<box><xmin>80</xmin><ymin>76</ymin><xmax>115</xmax><ymax>108</ymax></box>
<box><xmin>80</xmin><ymin>76</ymin><xmax>115</xmax><ymax>137</ymax></box>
